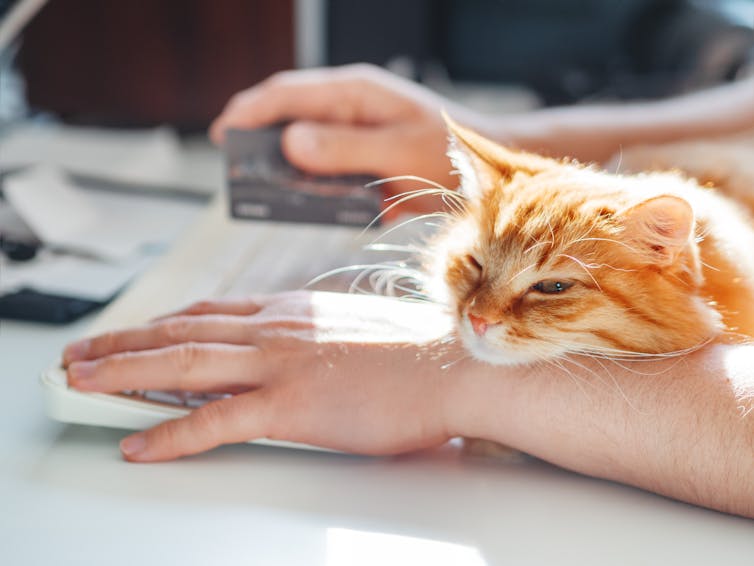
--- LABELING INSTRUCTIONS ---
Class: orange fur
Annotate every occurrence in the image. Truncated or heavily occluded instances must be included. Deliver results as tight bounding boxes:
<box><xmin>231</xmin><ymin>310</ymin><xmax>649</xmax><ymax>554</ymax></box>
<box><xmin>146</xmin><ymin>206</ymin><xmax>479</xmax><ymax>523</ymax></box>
<box><xmin>427</xmin><ymin>119</ymin><xmax>754</xmax><ymax>366</ymax></box>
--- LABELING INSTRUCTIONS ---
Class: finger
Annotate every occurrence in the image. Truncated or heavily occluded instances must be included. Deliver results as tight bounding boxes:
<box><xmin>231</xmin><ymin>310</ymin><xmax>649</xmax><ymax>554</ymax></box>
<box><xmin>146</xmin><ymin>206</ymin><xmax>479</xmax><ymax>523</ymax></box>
<box><xmin>281</xmin><ymin>120</ymin><xmax>402</xmax><ymax>177</ymax></box>
<box><xmin>209</xmin><ymin>75</ymin><xmax>356</xmax><ymax>144</ymax></box>
<box><xmin>67</xmin><ymin>343</ymin><xmax>261</xmax><ymax>393</ymax></box>
<box><xmin>119</xmin><ymin>392</ymin><xmax>271</xmax><ymax>462</ymax></box>
<box><xmin>155</xmin><ymin>297</ymin><xmax>265</xmax><ymax>321</ymax></box>
<box><xmin>63</xmin><ymin>315</ymin><xmax>252</xmax><ymax>365</ymax></box>
<box><xmin>209</xmin><ymin>66</ymin><xmax>407</xmax><ymax>144</ymax></box>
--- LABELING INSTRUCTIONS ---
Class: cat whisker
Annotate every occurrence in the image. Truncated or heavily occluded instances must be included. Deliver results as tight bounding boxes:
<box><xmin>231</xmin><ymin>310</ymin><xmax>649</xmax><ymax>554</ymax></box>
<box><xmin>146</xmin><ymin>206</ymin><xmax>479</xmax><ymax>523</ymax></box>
<box><xmin>586</xmin><ymin>356</ymin><xmax>645</xmax><ymax>413</ymax></box>
<box><xmin>441</xmin><ymin>194</ymin><xmax>468</xmax><ymax>216</ymax></box>
<box><xmin>306</xmin><ymin>263</ymin><xmax>423</xmax><ymax>291</ymax></box>
<box><xmin>439</xmin><ymin>333</ymin><xmax>458</xmax><ymax>345</ymax></box>
<box><xmin>551</xmin><ymin>336</ymin><xmax>715</xmax><ymax>361</ymax></box>
<box><xmin>364</xmin><ymin>243</ymin><xmax>423</xmax><ymax>254</ymax></box>
<box><xmin>612</xmin><ymin>146</ymin><xmax>624</xmax><ymax>175</ymax></box>
<box><xmin>397</xmin><ymin>294</ymin><xmax>440</xmax><ymax>304</ymax></box>
<box><xmin>306</xmin><ymin>264</ymin><xmax>383</xmax><ymax>288</ymax></box>
<box><xmin>507</xmin><ymin>263</ymin><xmax>538</xmax><ymax>284</ymax></box>
<box><xmin>369</xmin><ymin>270</ymin><xmax>423</xmax><ymax>296</ymax></box>
<box><xmin>523</xmin><ymin>239</ymin><xmax>554</xmax><ymax>255</ymax></box>
<box><xmin>583</xmin><ymin>262</ymin><xmax>636</xmax><ymax>273</ymax></box>
<box><xmin>695</xmin><ymin>222</ymin><xmax>714</xmax><ymax>240</ymax></box>
<box><xmin>555</xmin><ymin>254</ymin><xmax>603</xmax><ymax>291</ymax></box>
<box><xmin>666</xmin><ymin>270</ymin><xmax>692</xmax><ymax>287</ymax></box>
<box><xmin>547</xmin><ymin>357</ymin><xmax>592</xmax><ymax>399</ymax></box>
<box><xmin>382</xmin><ymin>187</ymin><xmax>466</xmax><ymax>207</ymax></box>
<box><xmin>366</xmin><ymin>175</ymin><xmax>456</xmax><ymax>195</ymax></box>
<box><xmin>550</xmin><ymin>351</ymin><xmax>612</xmax><ymax>390</ymax></box>
<box><xmin>567</xmin><ymin>236</ymin><xmax>640</xmax><ymax>254</ymax></box>
<box><xmin>440</xmin><ymin>353</ymin><xmax>470</xmax><ymax>371</ymax></box>
<box><xmin>562</xmin><ymin>225</ymin><xmax>598</xmax><ymax>251</ymax></box>
<box><xmin>720</xmin><ymin>331</ymin><xmax>754</xmax><ymax>345</ymax></box>
<box><xmin>377</xmin><ymin>266</ymin><xmax>427</xmax><ymax>293</ymax></box>
<box><xmin>598</xmin><ymin>353</ymin><xmax>687</xmax><ymax>377</ymax></box>
<box><xmin>545</xmin><ymin>347</ymin><xmax>644</xmax><ymax>411</ymax></box>
<box><xmin>380</xmin><ymin>185</ymin><xmax>466</xmax><ymax>215</ymax></box>
<box><xmin>700</xmin><ymin>260</ymin><xmax>721</xmax><ymax>272</ymax></box>
<box><xmin>367</xmin><ymin>212</ymin><xmax>450</xmax><ymax>246</ymax></box>
<box><xmin>545</xmin><ymin>218</ymin><xmax>556</xmax><ymax>245</ymax></box>
<box><xmin>348</xmin><ymin>265</ymin><xmax>379</xmax><ymax>294</ymax></box>
<box><xmin>360</xmin><ymin>188</ymin><xmax>457</xmax><ymax>234</ymax></box>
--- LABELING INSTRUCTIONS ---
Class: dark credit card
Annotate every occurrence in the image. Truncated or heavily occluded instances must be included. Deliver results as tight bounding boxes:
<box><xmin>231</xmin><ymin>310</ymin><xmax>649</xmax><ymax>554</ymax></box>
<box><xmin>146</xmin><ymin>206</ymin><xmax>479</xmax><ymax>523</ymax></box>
<box><xmin>225</xmin><ymin>127</ymin><xmax>382</xmax><ymax>227</ymax></box>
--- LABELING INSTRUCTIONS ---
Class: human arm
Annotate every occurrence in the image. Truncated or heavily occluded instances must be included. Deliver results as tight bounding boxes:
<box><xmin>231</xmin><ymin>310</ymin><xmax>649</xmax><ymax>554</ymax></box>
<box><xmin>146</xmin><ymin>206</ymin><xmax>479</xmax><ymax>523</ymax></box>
<box><xmin>449</xmin><ymin>341</ymin><xmax>754</xmax><ymax>518</ymax></box>
<box><xmin>210</xmin><ymin>64</ymin><xmax>477</xmax><ymax>195</ymax></box>
<box><xmin>210</xmin><ymin>64</ymin><xmax>754</xmax><ymax>178</ymax></box>
<box><xmin>63</xmin><ymin>292</ymin><xmax>754</xmax><ymax>518</ymax></box>
<box><xmin>500</xmin><ymin>76</ymin><xmax>754</xmax><ymax>162</ymax></box>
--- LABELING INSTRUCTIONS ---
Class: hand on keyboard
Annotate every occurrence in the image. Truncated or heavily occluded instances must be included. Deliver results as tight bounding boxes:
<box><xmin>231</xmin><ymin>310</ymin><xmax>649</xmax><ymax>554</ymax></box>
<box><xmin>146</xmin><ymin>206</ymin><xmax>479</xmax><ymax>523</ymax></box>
<box><xmin>63</xmin><ymin>291</ymin><xmax>474</xmax><ymax>462</ymax></box>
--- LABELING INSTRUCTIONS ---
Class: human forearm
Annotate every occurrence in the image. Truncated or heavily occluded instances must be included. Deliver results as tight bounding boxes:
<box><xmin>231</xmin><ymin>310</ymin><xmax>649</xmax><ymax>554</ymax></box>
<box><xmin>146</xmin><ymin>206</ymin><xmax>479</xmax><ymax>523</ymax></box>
<box><xmin>489</xmin><ymin>76</ymin><xmax>754</xmax><ymax>163</ymax></box>
<box><xmin>448</xmin><ymin>344</ymin><xmax>754</xmax><ymax>517</ymax></box>
<box><xmin>62</xmin><ymin>290</ymin><xmax>754</xmax><ymax>516</ymax></box>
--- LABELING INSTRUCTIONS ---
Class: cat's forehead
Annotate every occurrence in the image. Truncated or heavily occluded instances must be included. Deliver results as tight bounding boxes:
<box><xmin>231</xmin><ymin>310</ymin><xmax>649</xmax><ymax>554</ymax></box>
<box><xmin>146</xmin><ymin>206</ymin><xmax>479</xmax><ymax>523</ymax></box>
<box><xmin>469</xmin><ymin>168</ymin><xmax>626</xmax><ymax>268</ymax></box>
<box><xmin>490</xmin><ymin>181</ymin><xmax>609</xmax><ymax>239</ymax></box>
<box><xmin>493</xmin><ymin>192</ymin><xmax>570</xmax><ymax>236</ymax></box>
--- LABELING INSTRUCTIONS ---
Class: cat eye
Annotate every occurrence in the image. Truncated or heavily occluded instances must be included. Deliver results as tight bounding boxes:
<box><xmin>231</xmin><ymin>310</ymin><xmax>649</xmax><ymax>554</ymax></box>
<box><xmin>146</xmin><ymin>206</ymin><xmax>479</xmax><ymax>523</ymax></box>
<box><xmin>531</xmin><ymin>280</ymin><xmax>574</xmax><ymax>294</ymax></box>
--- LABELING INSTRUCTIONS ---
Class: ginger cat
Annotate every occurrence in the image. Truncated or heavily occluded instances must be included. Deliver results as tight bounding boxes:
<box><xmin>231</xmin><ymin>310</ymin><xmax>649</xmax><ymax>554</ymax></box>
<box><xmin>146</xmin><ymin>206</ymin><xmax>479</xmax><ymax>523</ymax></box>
<box><xmin>428</xmin><ymin>118</ymin><xmax>754</xmax><ymax>368</ymax></box>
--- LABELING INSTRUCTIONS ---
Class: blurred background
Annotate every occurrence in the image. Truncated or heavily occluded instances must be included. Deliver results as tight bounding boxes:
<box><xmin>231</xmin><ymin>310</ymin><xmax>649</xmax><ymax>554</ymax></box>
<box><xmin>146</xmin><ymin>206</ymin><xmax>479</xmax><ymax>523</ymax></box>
<box><xmin>1</xmin><ymin>0</ymin><xmax>754</xmax><ymax>323</ymax></box>
<box><xmin>3</xmin><ymin>0</ymin><xmax>754</xmax><ymax>131</ymax></box>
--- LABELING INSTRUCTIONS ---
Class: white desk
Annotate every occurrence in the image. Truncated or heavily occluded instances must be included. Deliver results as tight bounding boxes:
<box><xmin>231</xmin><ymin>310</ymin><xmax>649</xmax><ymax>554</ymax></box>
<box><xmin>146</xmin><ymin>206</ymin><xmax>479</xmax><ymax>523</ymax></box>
<box><xmin>2</xmin><ymin>316</ymin><xmax>754</xmax><ymax>565</ymax></box>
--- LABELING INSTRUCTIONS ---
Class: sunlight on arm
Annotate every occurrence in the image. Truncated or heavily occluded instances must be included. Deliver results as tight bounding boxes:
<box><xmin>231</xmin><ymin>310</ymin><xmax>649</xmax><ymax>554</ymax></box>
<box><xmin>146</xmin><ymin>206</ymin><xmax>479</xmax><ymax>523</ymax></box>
<box><xmin>311</xmin><ymin>292</ymin><xmax>454</xmax><ymax>344</ymax></box>
<box><xmin>722</xmin><ymin>343</ymin><xmax>754</xmax><ymax>418</ymax></box>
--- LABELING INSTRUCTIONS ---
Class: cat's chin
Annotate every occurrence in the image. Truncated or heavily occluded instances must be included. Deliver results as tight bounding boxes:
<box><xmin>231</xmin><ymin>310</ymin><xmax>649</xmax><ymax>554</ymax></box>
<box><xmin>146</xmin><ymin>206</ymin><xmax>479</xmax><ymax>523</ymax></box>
<box><xmin>460</xmin><ymin>332</ymin><xmax>552</xmax><ymax>366</ymax></box>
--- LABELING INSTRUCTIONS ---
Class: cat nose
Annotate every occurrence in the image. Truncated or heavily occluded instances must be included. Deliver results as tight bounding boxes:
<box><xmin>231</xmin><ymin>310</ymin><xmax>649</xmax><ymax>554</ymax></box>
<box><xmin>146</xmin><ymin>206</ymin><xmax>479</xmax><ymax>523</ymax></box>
<box><xmin>467</xmin><ymin>313</ymin><xmax>489</xmax><ymax>336</ymax></box>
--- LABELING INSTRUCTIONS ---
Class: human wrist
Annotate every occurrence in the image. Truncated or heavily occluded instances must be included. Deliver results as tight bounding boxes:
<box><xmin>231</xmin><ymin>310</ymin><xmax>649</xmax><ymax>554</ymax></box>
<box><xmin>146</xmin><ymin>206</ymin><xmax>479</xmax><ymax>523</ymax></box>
<box><xmin>438</xmin><ymin>355</ymin><xmax>529</xmax><ymax>444</ymax></box>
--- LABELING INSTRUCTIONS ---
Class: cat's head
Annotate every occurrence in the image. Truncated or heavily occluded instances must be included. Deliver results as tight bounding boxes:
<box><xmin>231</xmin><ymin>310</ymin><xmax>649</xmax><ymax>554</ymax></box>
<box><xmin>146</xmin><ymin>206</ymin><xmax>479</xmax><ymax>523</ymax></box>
<box><xmin>427</xmin><ymin>117</ymin><xmax>722</xmax><ymax>365</ymax></box>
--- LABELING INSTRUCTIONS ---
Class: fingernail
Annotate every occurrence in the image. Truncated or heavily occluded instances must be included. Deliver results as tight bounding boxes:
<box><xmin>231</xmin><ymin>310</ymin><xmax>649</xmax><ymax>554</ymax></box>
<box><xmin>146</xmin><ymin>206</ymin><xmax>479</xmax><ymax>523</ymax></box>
<box><xmin>63</xmin><ymin>339</ymin><xmax>90</xmax><ymax>364</ymax></box>
<box><xmin>120</xmin><ymin>433</ymin><xmax>147</xmax><ymax>459</ymax></box>
<box><xmin>69</xmin><ymin>361</ymin><xmax>97</xmax><ymax>384</ymax></box>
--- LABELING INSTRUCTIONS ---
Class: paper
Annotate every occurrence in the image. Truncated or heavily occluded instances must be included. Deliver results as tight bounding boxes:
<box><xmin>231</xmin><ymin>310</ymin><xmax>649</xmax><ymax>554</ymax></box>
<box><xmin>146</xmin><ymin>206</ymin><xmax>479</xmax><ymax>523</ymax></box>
<box><xmin>0</xmin><ymin>200</ymin><xmax>37</xmax><ymax>241</ymax></box>
<box><xmin>0</xmin><ymin>251</ymin><xmax>153</xmax><ymax>301</ymax></box>
<box><xmin>0</xmin><ymin>124</ymin><xmax>223</xmax><ymax>194</ymax></box>
<box><xmin>3</xmin><ymin>165</ymin><xmax>202</xmax><ymax>261</ymax></box>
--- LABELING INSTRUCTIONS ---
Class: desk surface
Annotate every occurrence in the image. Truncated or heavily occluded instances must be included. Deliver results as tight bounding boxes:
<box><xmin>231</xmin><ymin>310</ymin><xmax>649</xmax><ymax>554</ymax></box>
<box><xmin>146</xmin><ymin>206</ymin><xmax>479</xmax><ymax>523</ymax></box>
<box><xmin>2</xmin><ymin>316</ymin><xmax>754</xmax><ymax>565</ymax></box>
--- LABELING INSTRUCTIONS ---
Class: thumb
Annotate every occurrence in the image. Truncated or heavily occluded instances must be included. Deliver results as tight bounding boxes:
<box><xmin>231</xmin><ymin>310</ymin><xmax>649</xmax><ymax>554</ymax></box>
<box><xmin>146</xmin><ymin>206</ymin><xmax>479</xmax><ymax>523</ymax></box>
<box><xmin>119</xmin><ymin>394</ymin><xmax>270</xmax><ymax>462</ymax></box>
<box><xmin>282</xmin><ymin>120</ymin><xmax>451</xmax><ymax>220</ymax></box>
<box><xmin>282</xmin><ymin>121</ymin><xmax>395</xmax><ymax>177</ymax></box>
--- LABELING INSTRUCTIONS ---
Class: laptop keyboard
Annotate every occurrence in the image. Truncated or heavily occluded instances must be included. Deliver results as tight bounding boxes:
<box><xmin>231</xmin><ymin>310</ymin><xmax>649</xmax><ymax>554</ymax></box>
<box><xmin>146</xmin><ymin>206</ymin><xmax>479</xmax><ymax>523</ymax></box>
<box><xmin>189</xmin><ymin>220</ymin><xmax>428</xmax><ymax>299</ymax></box>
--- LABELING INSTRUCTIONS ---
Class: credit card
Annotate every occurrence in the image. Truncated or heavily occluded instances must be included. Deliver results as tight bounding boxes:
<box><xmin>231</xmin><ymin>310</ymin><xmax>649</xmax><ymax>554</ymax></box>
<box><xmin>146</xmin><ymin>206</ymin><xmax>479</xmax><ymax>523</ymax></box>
<box><xmin>225</xmin><ymin>127</ymin><xmax>382</xmax><ymax>227</ymax></box>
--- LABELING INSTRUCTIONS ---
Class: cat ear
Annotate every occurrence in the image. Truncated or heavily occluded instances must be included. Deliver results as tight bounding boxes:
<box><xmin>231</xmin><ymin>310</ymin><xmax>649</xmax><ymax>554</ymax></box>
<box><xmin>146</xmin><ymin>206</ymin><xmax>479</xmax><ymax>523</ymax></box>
<box><xmin>620</xmin><ymin>195</ymin><xmax>694</xmax><ymax>265</ymax></box>
<box><xmin>443</xmin><ymin>112</ymin><xmax>555</xmax><ymax>199</ymax></box>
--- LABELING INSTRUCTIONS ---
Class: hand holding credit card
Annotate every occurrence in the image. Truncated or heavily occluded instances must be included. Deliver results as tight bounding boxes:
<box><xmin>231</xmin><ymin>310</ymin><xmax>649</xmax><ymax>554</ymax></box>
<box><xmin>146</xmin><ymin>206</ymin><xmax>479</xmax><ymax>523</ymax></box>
<box><xmin>225</xmin><ymin>127</ymin><xmax>382</xmax><ymax>227</ymax></box>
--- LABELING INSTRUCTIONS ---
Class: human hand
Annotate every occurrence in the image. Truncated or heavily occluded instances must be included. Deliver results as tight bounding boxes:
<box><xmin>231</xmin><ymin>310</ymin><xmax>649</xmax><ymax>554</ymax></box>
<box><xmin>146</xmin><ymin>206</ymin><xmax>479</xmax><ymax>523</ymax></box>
<box><xmin>210</xmin><ymin>64</ymin><xmax>484</xmax><ymax>207</ymax></box>
<box><xmin>63</xmin><ymin>291</ymin><xmax>471</xmax><ymax>462</ymax></box>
